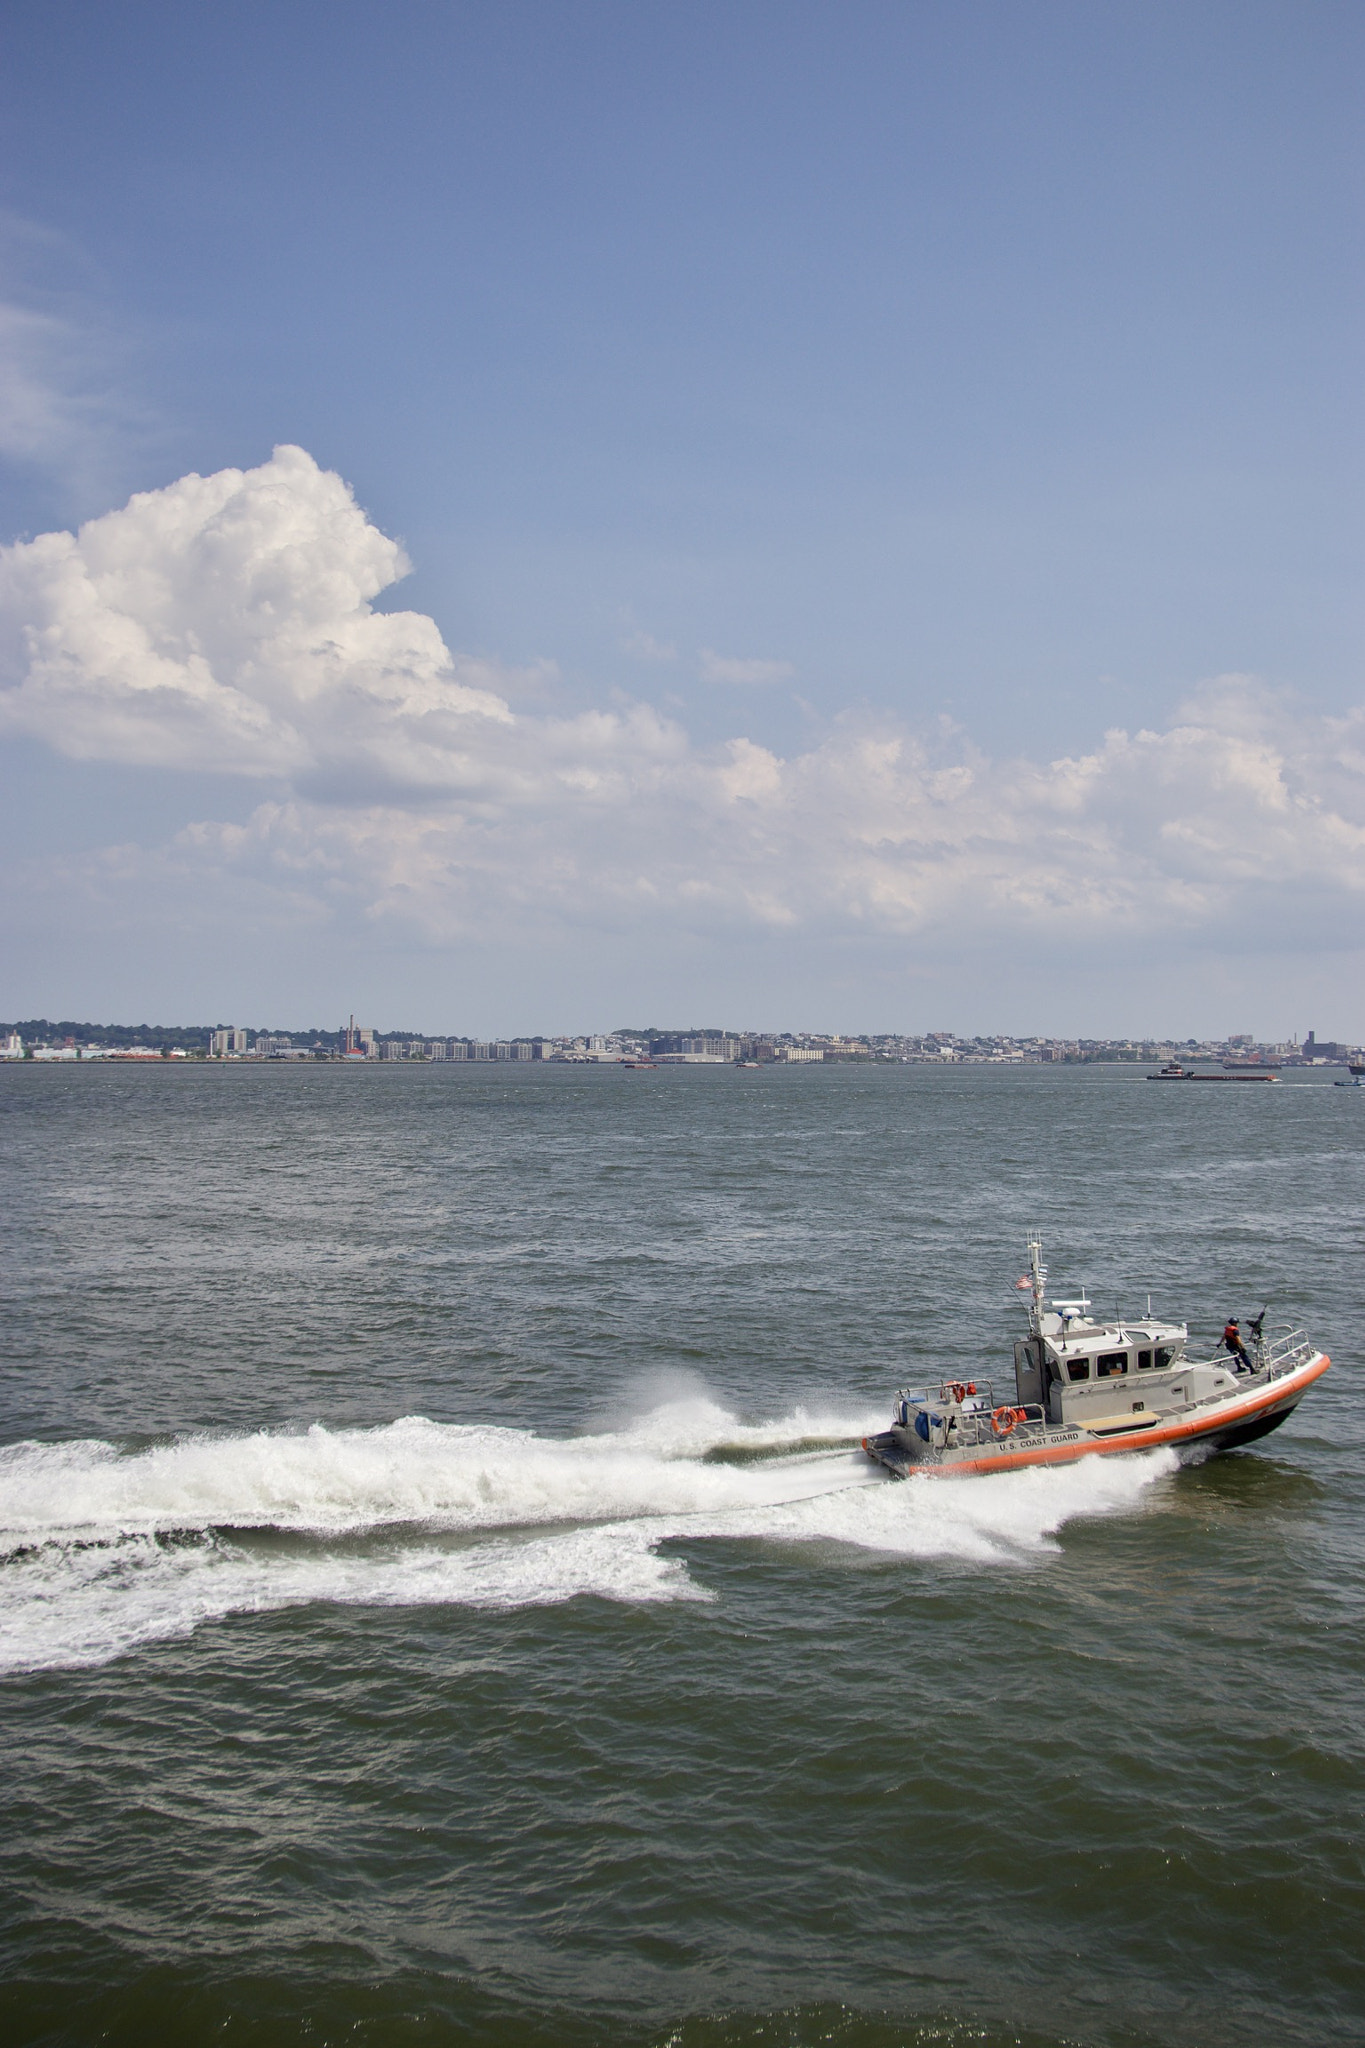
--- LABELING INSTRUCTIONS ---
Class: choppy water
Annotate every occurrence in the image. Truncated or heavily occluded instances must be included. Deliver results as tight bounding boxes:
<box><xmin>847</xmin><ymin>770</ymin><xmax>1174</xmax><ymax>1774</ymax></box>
<box><xmin>0</xmin><ymin>1060</ymin><xmax>1361</xmax><ymax>2047</ymax></box>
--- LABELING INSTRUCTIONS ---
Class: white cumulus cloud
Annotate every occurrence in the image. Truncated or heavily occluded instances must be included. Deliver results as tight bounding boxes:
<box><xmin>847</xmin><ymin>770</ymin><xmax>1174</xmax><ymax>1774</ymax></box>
<box><xmin>2</xmin><ymin>447</ymin><xmax>1363</xmax><ymax>980</ymax></box>
<box><xmin>0</xmin><ymin>444</ymin><xmax>511</xmax><ymax>783</ymax></box>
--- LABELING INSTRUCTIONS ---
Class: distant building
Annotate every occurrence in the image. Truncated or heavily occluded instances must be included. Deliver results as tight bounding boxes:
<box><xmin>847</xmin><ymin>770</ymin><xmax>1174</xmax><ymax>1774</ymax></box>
<box><xmin>210</xmin><ymin>1027</ymin><xmax>248</xmax><ymax>1056</ymax></box>
<box><xmin>340</xmin><ymin>1016</ymin><xmax>376</xmax><ymax>1056</ymax></box>
<box><xmin>649</xmin><ymin>1034</ymin><xmax>741</xmax><ymax>1059</ymax></box>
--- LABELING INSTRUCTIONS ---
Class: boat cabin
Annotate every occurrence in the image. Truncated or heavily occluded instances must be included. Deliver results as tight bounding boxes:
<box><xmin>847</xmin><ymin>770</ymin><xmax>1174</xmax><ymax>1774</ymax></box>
<box><xmin>1014</xmin><ymin>1308</ymin><xmax>1195</xmax><ymax>1422</ymax></box>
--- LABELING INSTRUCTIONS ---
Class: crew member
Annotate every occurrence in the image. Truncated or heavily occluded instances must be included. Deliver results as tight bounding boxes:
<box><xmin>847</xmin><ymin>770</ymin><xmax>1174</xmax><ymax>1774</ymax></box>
<box><xmin>1223</xmin><ymin>1318</ymin><xmax>1252</xmax><ymax>1372</ymax></box>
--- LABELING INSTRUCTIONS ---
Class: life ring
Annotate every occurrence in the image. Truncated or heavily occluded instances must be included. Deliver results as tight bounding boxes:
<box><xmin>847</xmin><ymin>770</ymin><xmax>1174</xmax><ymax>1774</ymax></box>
<box><xmin>991</xmin><ymin>1405</ymin><xmax>1022</xmax><ymax>1436</ymax></box>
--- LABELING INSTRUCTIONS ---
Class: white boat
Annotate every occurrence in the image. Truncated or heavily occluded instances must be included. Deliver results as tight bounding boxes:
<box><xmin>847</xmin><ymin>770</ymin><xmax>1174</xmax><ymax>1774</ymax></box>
<box><xmin>862</xmin><ymin>1235</ymin><xmax>1329</xmax><ymax>1478</ymax></box>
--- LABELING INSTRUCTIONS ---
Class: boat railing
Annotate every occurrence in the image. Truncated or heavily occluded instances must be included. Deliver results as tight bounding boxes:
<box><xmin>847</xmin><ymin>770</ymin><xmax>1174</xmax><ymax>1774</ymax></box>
<box><xmin>899</xmin><ymin>1381</ymin><xmax>1002</xmax><ymax>1411</ymax></box>
<box><xmin>937</xmin><ymin>1379</ymin><xmax>996</xmax><ymax>1408</ymax></box>
<box><xmin>1181</xmin><ymin>1324</ymin><xmax>1316</xmax><ymax>1394</ymax></box>
<box><xmin>1256</xmin><ymin>1326</ymin><xmax>1315</xmax><ymax>1379</ymax></box>
<box><xmin>951</xmin><ymin>1402</ymin><xmax>1049</xmax><ymax>1448</ymax></box>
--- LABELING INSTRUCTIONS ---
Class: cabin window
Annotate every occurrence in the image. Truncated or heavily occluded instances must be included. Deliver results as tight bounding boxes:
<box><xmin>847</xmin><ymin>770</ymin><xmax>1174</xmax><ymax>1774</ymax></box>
<box><xmin>1096</xmin><ymin>1351</ymin><xmax>1127</xmax><ymax>1377</ymax></box>
<box><xmin>1136</xmin><ymin>1349</ymin><xmax>1153</xmax><ymax>1369</ymax></box>
<box><xmin>1066</xmin><ymin>1358</ymin><xmax>1091</xmax><ymax>1382</ymax></box>
<box><xmin>1155</xmin><ymin>1346</ymin><xmax>1176</xmax><ymax>1369</ymax></box>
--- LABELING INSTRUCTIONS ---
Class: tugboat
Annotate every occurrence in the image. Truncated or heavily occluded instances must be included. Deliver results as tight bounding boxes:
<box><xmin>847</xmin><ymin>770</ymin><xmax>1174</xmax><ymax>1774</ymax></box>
<box><xmin>862</xmin><ymin>1236</ymin><xmax>1329</xmax><ymax>1478</ymax></box>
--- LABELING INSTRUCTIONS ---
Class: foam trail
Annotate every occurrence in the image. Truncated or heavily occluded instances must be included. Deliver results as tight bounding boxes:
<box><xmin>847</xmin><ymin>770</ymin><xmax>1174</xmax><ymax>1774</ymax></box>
<box><xmin>0</xmin><ymin>1409</ymin><xmax>881</xmax><ymax>1542</ymax></box>
<box><xmin>0</xmin><ymin>1522</ymin><xmax>708</xmax><ymax>1676</ymax></box>
<box><xmin>0</xmin><ymin>1405</ymin><xmax>1177</xmax><ymax>1675</ymax></box>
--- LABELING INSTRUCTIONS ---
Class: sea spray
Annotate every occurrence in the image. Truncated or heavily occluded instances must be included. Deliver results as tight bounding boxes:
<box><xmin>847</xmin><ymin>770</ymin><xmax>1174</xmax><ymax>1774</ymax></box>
<box><xmin>0</xmin><ymin>1403</ymin><xmax>1176</xmax><ymax>1674</ymax></box>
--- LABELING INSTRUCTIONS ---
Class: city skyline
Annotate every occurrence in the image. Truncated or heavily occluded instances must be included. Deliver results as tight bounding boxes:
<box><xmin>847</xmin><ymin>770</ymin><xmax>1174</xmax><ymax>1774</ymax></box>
<box><xmin>3</xmin><ymin>1017</ymin><xmax>1358</xmax><ymax>1066</ymax></box>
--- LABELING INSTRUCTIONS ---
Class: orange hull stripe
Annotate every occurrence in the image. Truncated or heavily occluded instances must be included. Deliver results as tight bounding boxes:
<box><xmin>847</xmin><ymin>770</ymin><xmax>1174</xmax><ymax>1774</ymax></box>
<box><xmin>915</xmin><ymin>1352</ymin><xmax>1331</xmax><ymax>1478</ymax></box>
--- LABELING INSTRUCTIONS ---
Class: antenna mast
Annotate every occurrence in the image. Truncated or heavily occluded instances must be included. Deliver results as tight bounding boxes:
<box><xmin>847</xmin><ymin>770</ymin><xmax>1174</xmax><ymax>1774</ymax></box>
<box><xmin>1027</xmin><ymin>1231</ymin><xmax>1047</xmax><ymax>1334</ymax></box>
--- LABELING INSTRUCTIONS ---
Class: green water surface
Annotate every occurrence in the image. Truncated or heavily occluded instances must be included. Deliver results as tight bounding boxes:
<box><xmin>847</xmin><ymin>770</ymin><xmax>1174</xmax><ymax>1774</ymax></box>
<box><xmin>0</xmin><ymin>1061</ymin><xmax>1361</xmax><ymax>2047</ymax></box>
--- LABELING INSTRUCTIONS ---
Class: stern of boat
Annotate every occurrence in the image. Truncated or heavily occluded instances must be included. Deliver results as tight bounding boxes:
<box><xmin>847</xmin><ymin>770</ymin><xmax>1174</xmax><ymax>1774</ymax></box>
<box><xmin>861</xmin><ymin>1428</ymin><xmax>924</xmax><ymax>1478</ymax></box>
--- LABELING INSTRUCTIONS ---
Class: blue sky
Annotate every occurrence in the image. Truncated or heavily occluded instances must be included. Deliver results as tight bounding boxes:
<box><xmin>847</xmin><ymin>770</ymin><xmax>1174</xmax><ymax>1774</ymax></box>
<box><xmin>0</xmin><ymin>2</ymin><xmax>1361</xmax><ymax>1035</ymax></box>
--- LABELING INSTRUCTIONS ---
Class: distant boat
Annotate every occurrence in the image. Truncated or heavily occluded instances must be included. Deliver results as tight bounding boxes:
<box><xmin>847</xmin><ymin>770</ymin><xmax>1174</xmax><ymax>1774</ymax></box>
<box><xmin>1148</xmin><ymin>1061</ymin><xmax>1275</xmax><ymax>1082</ymax></box>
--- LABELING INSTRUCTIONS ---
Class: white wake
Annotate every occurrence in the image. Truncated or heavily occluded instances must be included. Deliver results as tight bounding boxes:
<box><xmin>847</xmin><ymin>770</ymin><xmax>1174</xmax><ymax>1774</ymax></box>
<box><xmin>0</xmin><ymin>1400</ymin><xmax>1175</xmax><ymax>1674</ymax></box>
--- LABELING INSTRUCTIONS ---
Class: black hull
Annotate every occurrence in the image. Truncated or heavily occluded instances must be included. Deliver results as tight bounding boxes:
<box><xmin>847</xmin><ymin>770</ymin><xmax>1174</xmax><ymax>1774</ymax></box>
<box><xmin>1201</xmin><ymin>1405</ymin><xmax>1295</xmax><ymax>1452</ymax></box>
